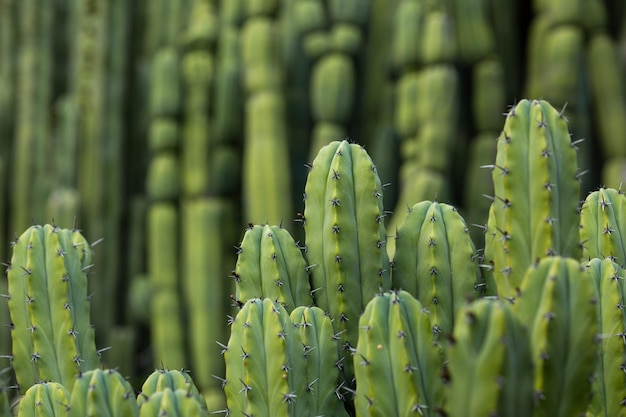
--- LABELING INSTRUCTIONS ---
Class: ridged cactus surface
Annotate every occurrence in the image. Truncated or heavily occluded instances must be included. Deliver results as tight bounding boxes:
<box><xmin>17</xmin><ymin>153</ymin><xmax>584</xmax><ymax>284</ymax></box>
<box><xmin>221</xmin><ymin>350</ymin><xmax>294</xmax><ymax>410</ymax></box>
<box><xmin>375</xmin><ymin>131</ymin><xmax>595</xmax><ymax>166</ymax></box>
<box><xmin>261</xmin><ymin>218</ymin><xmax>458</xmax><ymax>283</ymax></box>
<box><xmin>392</xmin><ymin>200</ymin><xmax>483</xmax><ymax>335</ymax></box>
<box><xmin>484</xmin><ymin>99</ymin><xmax>581</xmax><ymax>298</ymax></box>
<box><xmin>67</xmin><ymin>368</ymin><xmax>138</xmax><ymax>417</ymax></box>
<box><xmin>6</xmin><ymin>224</ymin><xmax>100</xmax><ymax>393</ymax></box>
<box><xmin>586</xmin><ymin>258</ymin><xmax>626</xmax><ymax>417</ymax></box>
<box><xmin>514</xmin><ymin>256</ymin><xmax>597</xmax><ymax>417</ymax></box>
<box><xmin>354</xmin><ymin>290</ymin><xmax>444</xmax><ymax>417</ymax></box>
<box><xmin>446</xmin><ymin>298</ymin><xmax>534</xmax><ymax>417</ymax></box>
<box><xmin>303</xmin><ymin>140</ymin><xmax>391</xmax><ymax>381</ymax></box>
<box><xmin>17</xmin><ymin>382</ymin><xmax>70</xmax><ymax>417</ymax></box>
<box><xmin>223</xmin><ymin>298</ymin><xmax>309</xmax><ymax>417</ymax></box>
<box><xmin>233</xmin><ymin>224</ymin><xmax>313</xmax><ymax>311</ymax></box>
<box><xmin>580</xmin><ymin>187</ymin><xmax>626</xmax><ymax>267</ymax></box>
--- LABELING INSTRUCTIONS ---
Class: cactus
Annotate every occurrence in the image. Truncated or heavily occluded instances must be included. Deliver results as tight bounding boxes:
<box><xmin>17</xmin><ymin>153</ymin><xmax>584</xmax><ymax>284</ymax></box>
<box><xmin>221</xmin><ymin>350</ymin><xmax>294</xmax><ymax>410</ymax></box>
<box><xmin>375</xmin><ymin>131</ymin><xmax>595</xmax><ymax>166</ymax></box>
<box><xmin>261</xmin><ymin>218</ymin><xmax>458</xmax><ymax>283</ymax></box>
<box><xmin>182</xmin><ymin>198</ymin><xmax>229</xmax><ymax>393</ymax></box>
<box><xmin>6</xmin><ymin>224</ymin><xmax>100</xmax><ymax>393</ymax></box>
<box><xmin>310</xmin><ymin>53</ymin><xmax>355</xmax><ymax>126</ymax></box>
<box><xmin>67</xmin><ymin>368</ymin><xmax>138</xmax><ymax>417</ymax></box>
<box><xmin>354</xmin><ymin>290</ymin><xmax>444</xmax><ymax>417</ymax></box>
<box><xmin>303</xmin><ymin>140</ymin><xmax>391</xmax><ymax>383</ymax></box>
<box><xmin>483</xmin><ymin>99</ymin><xmax>582</xmax><ymax>298</ymax></box>
<box><xmin>17</xmin><ymin>382</ymin><xmax>70</xmax><ymax>417</ymax></box>
<box><xmin>290</xmin><ymin>306</ymin><xmax>349</xmax><ymax>417</ymax></box>
<box><xmin>147</xmin><ymin>203</ymin><xmax>186</xmax><ymax>370</ymax></box>
<box><xmin>580</xmin><ymin>187</ymin><xmax>626</xmax><ymax>267</ymax></box>
<box><xmin>233</xmin><ymin>224</ymin><xmax>313</xmax><ymax>311</ymax></box>
<box><xmin>446</xmin><ymin>298</ymin><xmax>534</xmax><ymax>417</ymax></box>
<box><xmin>223</xmin><ymin>298</ymin><xmax>309</xmax><ymax>417</ymax></box>
<box><xmin>514</xmin><ymin>256</ymin><xmax>598</xmax><ymax>417</ymax></box>
<box><xmin>138</xmin><ymin>388</ymin><xmax>209</xmax><ymax>417</ymax></box>
<box><xmin>391</xmin><ymin>201</ymin><xmax>484</xmax><ymax>336</ymax></box>
<box><xmin>586</xmin><ymin>257</ymin><xmax>626</xmax><ymax>417</ymax></box>
<box><xmin>138</xmin><ymin>369</ymin><xmax>206</xmax><ymax>411</ymax></box>
<box><xmin>243</xmin><ymin>91</ymin><xmax>293</xmax><ymax>228</ymax></box>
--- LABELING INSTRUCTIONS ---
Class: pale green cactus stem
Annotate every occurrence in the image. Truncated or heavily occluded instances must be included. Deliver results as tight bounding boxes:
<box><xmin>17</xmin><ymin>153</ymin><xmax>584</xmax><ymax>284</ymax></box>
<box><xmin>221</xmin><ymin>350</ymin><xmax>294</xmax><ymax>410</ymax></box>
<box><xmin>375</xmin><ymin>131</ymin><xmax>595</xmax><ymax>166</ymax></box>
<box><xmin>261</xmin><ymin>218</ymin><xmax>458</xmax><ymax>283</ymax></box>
<box><xmin>223</xmin><ymin>298</ymin><xmax>310</xmax><ymax>417</ymax></box>
<box><xmin>484</xmin><ymin>99</ymin><xmax>582</xmax><ymax>298</ymax></box>
<box><xmin>354</xmin><ymin>290</ymin><xmax>444</xmax><ymax>417</ymax></box>
<box><xmin>138</xmin><ymin>388</ymin><xmax>209</xmax><ymax>417</ymax></box>
<box><xmin>514</xmin><ymin>256</ymin><xmax>597</xmax><ymax>417</ymax></box>
<box><xmin>580</xmin><ymin>188</ymin><xmax>626</xmax><ymax>268</ymax></box>
<box><xmin>446</xmin><ymin>298</ymin><xmax>534</xmax><ymax>417</ymax></box>
<box><xmin>138</xmin><ymin>369</ymin><xmax>206</xmax><ymax>411</ymax></box>
<box><xmin>233</xmin><ymin>224</ymin><xmax>313</xmax><ymax>311</ymax></box>
<box><xmin>290</xmin><ymin>306</ymin><xmax>349</xmax><ymax>417</ymax></box>
<box><xmin>586</xmin><ymin>258</ymin><xmax>626</xmax><ymax>417</ymax></box>
<box><xmin>303</xmin><ymin>140</ymin><xmax>391</xmax><ymax>385</ymax></box>
<box><xmin>67</xmin><ymin>368</ymin><xmax>138</xmax><ymax>417</ymax></box>
<box><xmin>392</xmin><ymin>201</ymin><xmax>484</xmax><ymax>336</ymax></box>
<box><xmin>17</xmin><ymin>382</ymin><xmax>70</xmax><ymax>417</ymax></box>
<box><xmin>6</xmin><ymin>224</ymin><xmax>100</xmax><ymax>393</ymax></box>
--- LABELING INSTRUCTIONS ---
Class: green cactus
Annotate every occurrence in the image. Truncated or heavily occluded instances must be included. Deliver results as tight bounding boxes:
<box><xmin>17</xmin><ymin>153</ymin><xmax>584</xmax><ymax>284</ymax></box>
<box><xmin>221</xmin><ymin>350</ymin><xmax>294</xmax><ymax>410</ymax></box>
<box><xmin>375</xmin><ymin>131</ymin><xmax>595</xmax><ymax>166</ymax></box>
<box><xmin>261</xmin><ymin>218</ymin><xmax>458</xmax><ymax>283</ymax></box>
<box><xmin>514</xmin><ymin>256</ymin><xmax>598</xmax><ymax>417</ymax></box>
<box><xmin>67</xmin><ymin>368</ymin><xmax>139</xmax><ymax>417</ymax></box>
<box><xmin>139</xmin><ymin>388</ymin><xmax>209</xmax><ymax>417</ymax></box>
<box><xmin>392</xmin><ymin>201</ymin><xmax>484</xmax><ymax>336</ymax></box>
<box><xmin>446</xmin><ymin>298</ymin><xmax>534</xmax><ymax>417</ymax></box>
<box><xmin>354</xmin><ymin>290</ymin><xmax>444</xmax><ymax>417</ymax></box>
<box><xmin>303</xmin><ymin>140</ymin><xmax>391</xmax><ymax>383</ymax></box>
<box><xmin>585</xmin><ymin>258</ymin><xmax>626</xmax><ymax>417</ymax></box>
<box><xmin>240</xmin><ymin>17</ymin><xmax>281</xmax><ymax>93</ymax></box>
<box><xmin>149</xmin><ymin>48</ymin><xmax>182</xmax><ymax>118</ymax></box>
<box><xmin>290</xmin><ymin>306</ymin><xmax>349</xmax><ymax>417</ymax></box>
<box><xmin>452</xmin><ymin>0</ymin><xmax>495</xmax><ymax>63</ymax></box>
<box><xmin>484</xmin><ymin>99</ymin><xmax>582</xmax><ymax>298</ymax></box>
<box><xmin>147</xmin><ymin>203</ymin><xmax>186</xmax><ymax>370</ymax></box>
<box><xmin>223</xmin><ymin>298</ymin><xmax>309</xmax><ymax>417</ymax></box>
<box><xmin>6</xmin><ymin>224</ymin><xmax>100</xmax><ymax>393</ymax></box>
<box><xmin>17</xmin><ymin>382</ymin><xmax>70</xmax><ymax>417</ymax></box>
<box><xmin>580</xmin><ymin>188</ymin><xmax>626</xmax><ymax>267</ymax></box>
<box><xmin>242</xmin><ymin>91</ymin><xmax>293</xmax><ymax>228</ymax></box>
<box><xmin>182</xmin><ymin>198</ymin><xmax>229</xmax><ymax>393</ymax></box>
<box><xmin>310</xmin><ymin>53</ymin><xmax>355</xmax><ymax>126</ymax></box>
<box><xmin>138</xmin><ymin>369</ymin><xmax>206</xmax><ymax>411</ymax></box>
<box><xmin>233</xmin><ymin>224</ymin><xmax>313</xmax><ymax>311</ymax></box>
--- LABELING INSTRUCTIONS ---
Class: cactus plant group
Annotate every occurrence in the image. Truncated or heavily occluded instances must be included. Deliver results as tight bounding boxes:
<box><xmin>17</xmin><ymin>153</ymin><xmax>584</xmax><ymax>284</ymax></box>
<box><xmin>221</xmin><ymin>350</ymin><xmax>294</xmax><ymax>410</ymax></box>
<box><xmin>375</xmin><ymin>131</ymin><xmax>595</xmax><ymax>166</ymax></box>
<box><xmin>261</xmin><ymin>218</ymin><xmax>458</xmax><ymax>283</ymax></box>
<box><xmin>2</xmin><ymin>0</ymin><xmax>626</xmax><ymax>415</ymax></box>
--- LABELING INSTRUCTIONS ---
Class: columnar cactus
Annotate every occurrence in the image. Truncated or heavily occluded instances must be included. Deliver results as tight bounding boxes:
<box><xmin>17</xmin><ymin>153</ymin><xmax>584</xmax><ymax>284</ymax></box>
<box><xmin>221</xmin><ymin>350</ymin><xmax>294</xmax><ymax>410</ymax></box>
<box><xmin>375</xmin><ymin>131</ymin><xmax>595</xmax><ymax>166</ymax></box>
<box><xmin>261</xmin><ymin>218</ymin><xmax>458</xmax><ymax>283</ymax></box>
<box><xmin>290</xmin><ymin>306</ymin><xmax>349</xmax><ymax>417</ymax></box>
<box><xmin>446</xmin><ymin>298</ymin><xmax>534</xmax><ymax>417</ymax></box>
<box><xmin>17</xmin><ymin>382</ymin><xmax>70</xmax><ymax>417</ymax></box>
<box><xmin>585</xmin><ymin>258</ymin><xmax>626</xmax><ymax>417</ymax></box>
<box><xmin>484</xmin><ymin>99</ymin><xmax>582</xmax><ymax>298</ymax></box>
<box><xmin>138</xmin><ymin>388</ymin><xmax>208</xmax><ymax>417</ymax></box>
<box><xmin>514</xmin><ymin>256</ymin><xmax>598</xmax><ymax>417</ymax></box>
<box><xmin>223</xmin><ymin>298</ymin><xmax>310</xmax><ymax>417</ymax></box>
<box><xmin>6</xmin><ymin>224</ymin><xmax>100</xmax><ymax>393</ymax></box>
<box><xmin>392</xmin><ymin>200</ymin><xmax>484</xmax><ymax>335</ymax></box>
<box><xmin>303</xmin><ymin>140</ymin><xmax>391</xmax><ymax>382</ymax></box>
<box><xmin>580</xmin><ymin>187</ymin><xmax>626</xmax><ymax>267</ymax></box>
<box><xmin>233</xmin><ymin>224</ymin><xmax>313</xmax><ymax>311</ymax></box>
<box><xmin>67</xmin><ymin>368</ymin><xmax>138</xmax><ymax>417</ymax></box>
<box><xmin>138</xmin><ymin>368</ymin><xmax>205</xmax><ymax>408</ymax></box>
<box><xmin>354</xmin><ymin>290</ymin><xmax>444</xmax><ymax>417</ymax></box>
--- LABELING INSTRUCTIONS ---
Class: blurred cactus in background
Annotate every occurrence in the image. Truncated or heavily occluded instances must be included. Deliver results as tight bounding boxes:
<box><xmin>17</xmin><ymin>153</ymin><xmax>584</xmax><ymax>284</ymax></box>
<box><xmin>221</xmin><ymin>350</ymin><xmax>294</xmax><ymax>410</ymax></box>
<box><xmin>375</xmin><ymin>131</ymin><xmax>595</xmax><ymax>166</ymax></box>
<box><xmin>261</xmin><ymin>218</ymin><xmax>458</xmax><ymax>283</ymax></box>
<box><xmin>1</xmin><ymin>0</ymin><xmax>626</xmax><ymax>415</ymax></box>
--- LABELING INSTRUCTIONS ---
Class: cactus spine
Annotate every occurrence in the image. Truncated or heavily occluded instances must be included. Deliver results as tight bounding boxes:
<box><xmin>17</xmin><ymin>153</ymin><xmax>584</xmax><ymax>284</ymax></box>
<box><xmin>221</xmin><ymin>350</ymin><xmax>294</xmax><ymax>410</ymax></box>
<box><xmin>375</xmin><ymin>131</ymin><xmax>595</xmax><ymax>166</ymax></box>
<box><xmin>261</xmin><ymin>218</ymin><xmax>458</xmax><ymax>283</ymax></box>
<box><xmin>6</xmin><ymin>224</ymin><xmax>100</xmax><ymax>393</ymax></box>
<box><xmin>484</xmin><ymin>99</ymin><xmax>582</xmax><ymax>298</ymax></box>
<box><xmin>392</xmin><ymin>201</ymin><xmax>484</xmax><ymax>335</ymax></box>
<box><xmin>446</xmin><ymin>298</ymin><xmax>534</xmax><ymax>417</ymax></box>
<box><xmin>354</xmin><ymin>290</ymin><xmax>444</xmax><ymax>417</ymax></box>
